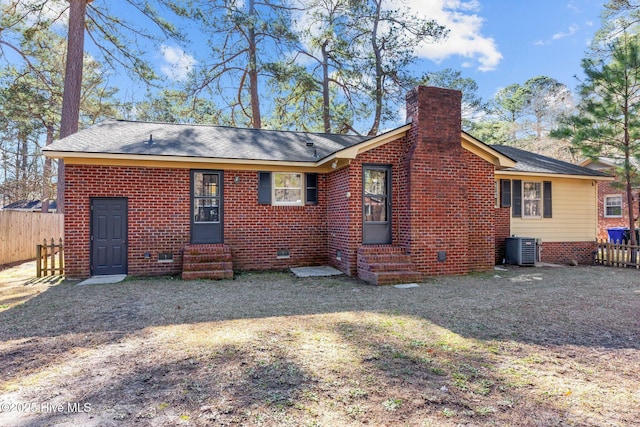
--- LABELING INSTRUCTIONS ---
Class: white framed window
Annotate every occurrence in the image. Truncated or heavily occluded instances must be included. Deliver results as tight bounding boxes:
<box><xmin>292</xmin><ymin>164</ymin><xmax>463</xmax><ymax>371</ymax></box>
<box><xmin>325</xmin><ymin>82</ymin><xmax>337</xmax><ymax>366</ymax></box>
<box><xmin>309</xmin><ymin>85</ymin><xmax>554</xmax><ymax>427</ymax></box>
<box><xmin>523</xmin><ymin>181</ymin><xmax>541</xmax><ymax>218</ymax></box>
<box><xmin>273</xmin><ymin>172</ymin><xmax>303</xmax><ymax>206</ymax></box>
<box><xmin>605</xmin><ymin>195</ymin><xmax>623</xmax><ymax>217</ymax></box>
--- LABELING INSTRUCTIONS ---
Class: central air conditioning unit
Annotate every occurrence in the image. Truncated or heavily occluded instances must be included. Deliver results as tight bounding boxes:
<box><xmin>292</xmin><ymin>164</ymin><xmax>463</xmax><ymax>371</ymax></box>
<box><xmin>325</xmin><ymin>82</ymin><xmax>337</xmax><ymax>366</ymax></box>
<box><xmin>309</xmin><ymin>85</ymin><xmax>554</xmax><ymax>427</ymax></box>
<box><xmin>505</xmin><ymin>237</ymin><xmax>537</xmax><ymax>266</ymax></box>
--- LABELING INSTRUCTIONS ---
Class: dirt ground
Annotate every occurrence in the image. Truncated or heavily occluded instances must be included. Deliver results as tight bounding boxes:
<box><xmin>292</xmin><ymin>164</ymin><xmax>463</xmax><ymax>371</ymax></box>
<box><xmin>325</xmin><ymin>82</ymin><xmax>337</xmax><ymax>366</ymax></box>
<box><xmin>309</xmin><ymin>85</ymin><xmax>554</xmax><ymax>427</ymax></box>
<box><xmin>0</xmin><ymin>263</ymin><xmax>639</xmax><ymax>426</ymax></box>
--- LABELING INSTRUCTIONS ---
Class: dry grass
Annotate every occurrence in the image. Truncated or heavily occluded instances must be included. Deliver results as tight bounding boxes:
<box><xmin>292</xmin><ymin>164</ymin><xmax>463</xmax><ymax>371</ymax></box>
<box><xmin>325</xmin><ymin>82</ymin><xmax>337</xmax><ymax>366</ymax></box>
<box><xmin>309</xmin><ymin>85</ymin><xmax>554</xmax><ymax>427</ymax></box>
<box><xmin>0</xmin><ymin>265</ymin><xmax>639</xmax><ymax>426</ymax></box>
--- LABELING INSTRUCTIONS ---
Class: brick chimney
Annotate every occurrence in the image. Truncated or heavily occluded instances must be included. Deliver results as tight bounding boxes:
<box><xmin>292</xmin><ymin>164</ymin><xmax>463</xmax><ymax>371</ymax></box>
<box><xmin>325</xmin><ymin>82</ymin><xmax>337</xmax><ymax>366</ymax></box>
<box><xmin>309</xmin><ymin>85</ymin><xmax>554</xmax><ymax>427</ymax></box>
<box><xmin>401</xmin><ymin>86</ymin><xmax>472</xmax><ymax>274</ymax></box>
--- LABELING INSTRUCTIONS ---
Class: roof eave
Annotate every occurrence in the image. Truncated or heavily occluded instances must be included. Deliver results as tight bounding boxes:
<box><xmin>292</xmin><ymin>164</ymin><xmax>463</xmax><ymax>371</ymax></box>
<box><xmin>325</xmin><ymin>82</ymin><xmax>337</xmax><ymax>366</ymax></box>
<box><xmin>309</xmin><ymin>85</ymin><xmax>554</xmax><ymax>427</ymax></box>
<box><xmin>317</xmin><ymin>124</ymin><xmax>412</xmax><ymax>166</ymax></box>
<box><xmin>461</xmin><ymin>133</ymin><xmax>517</xmax><ymax>168</ymax></box>
<box><xmin>579</xmin><ymin>157</ymin><xmax>618</xmax><ymax>168</ymax></box>
<box><xmin>495</xmin><ymin>169</ymin><xmax>614</xmax><ymax>181</ymax></box>
<box><xmin>44</xmin><ymin>150</ymin><xmax>325</xmax><ymax>168</ymax></box>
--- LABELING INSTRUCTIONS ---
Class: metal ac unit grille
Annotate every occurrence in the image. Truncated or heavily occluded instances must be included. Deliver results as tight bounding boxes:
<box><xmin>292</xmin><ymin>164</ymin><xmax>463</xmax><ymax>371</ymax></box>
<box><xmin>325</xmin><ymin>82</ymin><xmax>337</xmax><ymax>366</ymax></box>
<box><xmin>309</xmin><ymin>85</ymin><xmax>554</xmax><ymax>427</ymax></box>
<box><xmin>505</xmin><ymin>237</ymin><xmax>536</xmax><ymax>266</ymax></box>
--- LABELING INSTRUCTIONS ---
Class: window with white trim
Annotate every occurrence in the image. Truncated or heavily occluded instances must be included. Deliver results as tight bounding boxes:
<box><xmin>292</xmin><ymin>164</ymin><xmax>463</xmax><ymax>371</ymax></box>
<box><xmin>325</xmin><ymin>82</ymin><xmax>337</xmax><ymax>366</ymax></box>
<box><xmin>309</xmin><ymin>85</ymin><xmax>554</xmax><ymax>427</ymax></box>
<box><xmin>523</xmin><ymin>181</ymin><xmax>541</xmax><ymax>218</ymax></box>
<box><xmin>605</xmin><ymin>195</ymin><xmax>623</xmax><ymax>217</ymax></box>
<box><xmin>273</xmin><ymin>172</ymin><xmax>303</xmax><ymax>206</ymax></box>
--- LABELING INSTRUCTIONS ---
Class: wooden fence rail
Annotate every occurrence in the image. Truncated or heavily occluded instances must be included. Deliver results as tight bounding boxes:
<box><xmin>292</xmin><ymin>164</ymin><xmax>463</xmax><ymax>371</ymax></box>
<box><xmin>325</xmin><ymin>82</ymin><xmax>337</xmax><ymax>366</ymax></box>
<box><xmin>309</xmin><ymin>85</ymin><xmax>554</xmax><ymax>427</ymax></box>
<box><xmin>0</xmin><ymin>211</ymin><xmax>64</xmax><ymax>266</ymax></box>
<box><xmin>36</xmin><ymin>238</ymin><xmax>64</xmax><ymax>277</ymax></box>
<box><xmin>594</xmin><ymin>239</ymin><xmax>640</xmax><ymax>268</ymax></box>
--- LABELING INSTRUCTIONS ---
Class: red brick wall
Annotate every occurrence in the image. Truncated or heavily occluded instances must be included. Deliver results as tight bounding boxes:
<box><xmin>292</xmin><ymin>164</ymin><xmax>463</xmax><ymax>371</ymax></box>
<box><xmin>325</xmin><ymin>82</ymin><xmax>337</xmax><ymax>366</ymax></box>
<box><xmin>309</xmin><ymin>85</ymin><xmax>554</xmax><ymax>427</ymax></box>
<box><xmin>596</xmin><ymin>179</ymin><xmax>639</xmax><ymax>241</ymax></box>
<box><xmin>327</xmin><ymin>121</ymin><xmax>496</xmax><ymax>278</ymax></box>
<box><xmin>494</xmin><ymin>207</ymin><xmax>511</xmax><ymax>264</ymax></box>
<box><xmin>327</xmin><ymin>137</ymin><xmax>410</xmax><ymax>276</ymax></box>
<box><xmin>401</xmin><ymin>86</ymin><xmax>494</xmax><ymax>275</ymax></box>
<box><xmin>354</xmin><ymin>137</ymin><xmax>411</xmax><ymax>244</ymax></box>
<box><xmin>65</xmin><ymin>166</ymin><xmax>330</xmax><ymax>278</ymax></box>
<box><xmin>65</xmin><ymin>165</ymin><xmax>190</xmax><ymax>278</ymax></box>
<box><xmin>327</xmin><ymin>166</ymin><xmax>357</xmax><ymax>276</ymax></box>
<box><xmin>465</xmin><ymin>150</ymin><xmax>496</xmax><ymax>271</ymax></box>
<box><xmin>224</xmin><ymin>171</ymin><xmax>328</xmax><ymax>270</ymax></box>
<box><xmin>540</xmin><ymin>241</ymin><xmax>595</xmax><ymax>265</ymax></box>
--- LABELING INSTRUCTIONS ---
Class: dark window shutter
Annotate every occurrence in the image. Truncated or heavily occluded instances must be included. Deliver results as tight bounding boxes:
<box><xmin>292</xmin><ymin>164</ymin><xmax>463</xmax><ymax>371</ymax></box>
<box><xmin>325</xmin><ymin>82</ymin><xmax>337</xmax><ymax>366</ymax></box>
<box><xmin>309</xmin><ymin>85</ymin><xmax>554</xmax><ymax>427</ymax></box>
<box><xmin>512</xmin><ymin>179</ymin><xmax>522</xmax><ymax>217</ymax></box>
<box><xmin>543</xmin><ymin>181</ymin><xmax>552</xmax><ymax>218</ymax></box>
<box><xmin>306</xmin><ymin>173</ymin><xmax>318</xmax><ymax>205</ymax></box>
<box><xmin>258</xmin><ymin>172</ymin><xmax>271</xmax><ymax>205</ymax></box>
<box><xmin>500</xmin><ymin>179</ymin><xmax>511</xmax><ymax>208</ymax></box>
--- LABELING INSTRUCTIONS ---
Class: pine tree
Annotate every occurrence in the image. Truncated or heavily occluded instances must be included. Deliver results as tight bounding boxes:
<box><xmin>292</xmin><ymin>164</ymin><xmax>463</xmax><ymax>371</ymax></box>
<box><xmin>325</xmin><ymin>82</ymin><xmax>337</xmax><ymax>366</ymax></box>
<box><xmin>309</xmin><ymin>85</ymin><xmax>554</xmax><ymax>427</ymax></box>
<box><xmin>553</xmin><ymin>32</ymin><xmax>640</xmax><ymax>245</ymax></box>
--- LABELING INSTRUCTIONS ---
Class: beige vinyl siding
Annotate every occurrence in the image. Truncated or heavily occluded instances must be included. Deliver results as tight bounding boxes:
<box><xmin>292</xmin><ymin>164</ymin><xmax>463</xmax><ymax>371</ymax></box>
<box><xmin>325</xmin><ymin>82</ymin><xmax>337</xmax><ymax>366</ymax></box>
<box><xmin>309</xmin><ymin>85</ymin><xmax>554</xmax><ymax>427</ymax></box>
<box><xmin>508</xmin><ymin>176</ymin><xmax>597</xmax><ymax>242</ymax></box>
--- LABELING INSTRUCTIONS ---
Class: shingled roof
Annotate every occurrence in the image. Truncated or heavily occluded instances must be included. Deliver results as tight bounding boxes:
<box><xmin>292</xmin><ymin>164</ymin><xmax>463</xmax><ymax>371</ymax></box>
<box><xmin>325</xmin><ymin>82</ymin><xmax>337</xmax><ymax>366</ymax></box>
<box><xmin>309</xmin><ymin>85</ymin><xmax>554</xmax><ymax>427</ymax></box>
<box><xmin>43</xmin><ymin>119</ymin><xmax>371</xmax><ymax>163</ymax></box>
<box><xmin>490</xmin><ymin>145</ymin><xmax>611</xmax><ymax>178</ymax></box>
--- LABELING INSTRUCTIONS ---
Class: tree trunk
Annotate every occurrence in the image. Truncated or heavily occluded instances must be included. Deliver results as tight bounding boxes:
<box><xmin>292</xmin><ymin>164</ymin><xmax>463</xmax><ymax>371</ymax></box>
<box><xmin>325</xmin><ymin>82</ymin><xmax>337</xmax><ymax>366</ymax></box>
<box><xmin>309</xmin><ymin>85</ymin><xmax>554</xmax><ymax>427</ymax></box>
<box><xmin>58</xmin><ymin>0</ymin><xmax>89</xmax><ymax>214</ymax></box>
<box><xmin>1</xmin><ymin>144</ymin><xmax>6</xmax><ymax>207</ymax></box>
<box><xmin>19</xmin><ymin>131</ymin><xmax>28</xmax><ymax>192</ymax></box>
<box><xmin>623</xmin><ymin>95</ymin><xmax>636</xmax><ymax>247</ymax></box>
<box><xmin>321</xmin><ymin>40</ymin><xmax>331</xmax><ymax>133</ymax></box>
<box><xmin>247</xmin><ymin>0</ymin><xmax>261</xmax><ymax>129</ymax></box>
<box><xmin>41</xmin><ymin>124</ymin><xmax>54</xmax><ymax>213</ymax></box>
<box><xmin>625</xmin><ymin>150</ymin><xmax>636</xmax><ymax>246</ymax></box>
<box><xmin>536</xmin><ymin>113</ymin><xmax>543</xmax><ymax>140</ymax></box>
<box><xmin>367</xmin><ymin>0</ymin><xmax>383</xmax><ymax>136</ymax></box>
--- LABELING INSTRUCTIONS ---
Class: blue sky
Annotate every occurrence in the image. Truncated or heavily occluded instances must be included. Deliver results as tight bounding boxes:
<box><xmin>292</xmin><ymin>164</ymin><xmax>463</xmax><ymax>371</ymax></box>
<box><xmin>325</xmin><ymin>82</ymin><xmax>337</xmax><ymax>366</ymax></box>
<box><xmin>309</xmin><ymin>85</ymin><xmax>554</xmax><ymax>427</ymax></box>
<box><xmin>150</xmin><ymin>0</ymin><xmax>605</xmax><ymax>103</ymax></box>
<box><xmin>4</xmin><ymin>0</ymin><xmax>605</xmax><ymax>115</ymax></box>
<box><xmin>406</xmin><ymin>0</ymin><xmax>604</xmax><ymax>100</ymax></box>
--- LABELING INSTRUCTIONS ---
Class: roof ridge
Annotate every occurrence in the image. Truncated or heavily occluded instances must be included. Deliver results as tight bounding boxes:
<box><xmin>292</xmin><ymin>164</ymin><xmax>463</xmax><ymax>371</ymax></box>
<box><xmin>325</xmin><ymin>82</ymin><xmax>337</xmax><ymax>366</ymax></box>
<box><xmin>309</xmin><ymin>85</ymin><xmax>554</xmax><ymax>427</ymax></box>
<box><xmin>103</xmin><ymin>118</ymin><xmax>369</xmax><ymax>139</ymax></box>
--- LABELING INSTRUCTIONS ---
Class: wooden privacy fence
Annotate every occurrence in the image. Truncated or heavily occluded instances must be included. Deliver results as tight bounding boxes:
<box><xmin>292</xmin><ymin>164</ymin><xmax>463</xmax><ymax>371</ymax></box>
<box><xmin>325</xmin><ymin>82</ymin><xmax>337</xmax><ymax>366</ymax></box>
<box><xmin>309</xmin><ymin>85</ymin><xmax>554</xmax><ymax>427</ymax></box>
<box><xmin>36</xmin><ymin>238</ymin><xmax>64</xmax><ymax>277</ymax></box>
<box><xmin>594</xmin><ymin>240</ymin><xmax>640</xmax><ymax>268</ymax></box>
<box><xmin>0</xmin><ymin>211</ymin><xmax>64</xmax><ymax>266</ymax></box>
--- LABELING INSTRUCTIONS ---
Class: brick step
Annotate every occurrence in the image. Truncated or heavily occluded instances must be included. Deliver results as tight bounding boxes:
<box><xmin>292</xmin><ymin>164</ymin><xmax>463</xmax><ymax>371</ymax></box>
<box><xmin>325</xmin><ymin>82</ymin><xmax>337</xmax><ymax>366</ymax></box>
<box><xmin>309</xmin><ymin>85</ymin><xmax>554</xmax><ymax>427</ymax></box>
<box><xmin>181</xmin><ymin>269</ymin><xmax>234</xmax><ymax>280</ymax></box>
<box><xmin>182</xmin><ymin>244</ymin><xmax>234</xmax><ymax>281</ymax></box>
<box><xmin>358</xmin><ymin>270</ymin><xmax>423</xmax><ymax>286</ymax></box>
<box><xmin>358</xmin><ymin>254</ymin><xmax>412</xmax><ymax>264</ymax></box>
<box><xmin>183</xmin><ymin>245</ymin><xmax>231</xmax><ymax>256</ymax></box>
<box><xmin>365</xmin><ymin>262</ymin><xmax>416</xmax><ymax>272</ymax></box>
<box><xmin>357</xmin><ymin>245</ymin><xmax>422</xmax><ymax>285</ymax></box>
<box><xmin>182</xmin><ymin>261</ymin><xmax>233</xmax><ymax>272</ymax></box>
<box><xmin>183</xmin><ymin>253</ymin><xmax>233</xmax><ymax>263</ymax></box>
<box><xmin>357</xmin><ymin>246</ymin><xmax>406</xmax><ymax>255</ymax></box>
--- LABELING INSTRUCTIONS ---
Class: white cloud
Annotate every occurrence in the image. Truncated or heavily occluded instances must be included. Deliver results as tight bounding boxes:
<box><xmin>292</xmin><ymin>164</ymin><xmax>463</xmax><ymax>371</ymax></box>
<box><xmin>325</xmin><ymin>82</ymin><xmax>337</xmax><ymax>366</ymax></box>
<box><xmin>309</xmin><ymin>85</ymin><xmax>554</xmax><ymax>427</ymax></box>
<box><xmin>534</xmin><ymin>24</ymin><xmax>581</xmax><ymax>46</ymax></box>
<box><xmin>160</xmin><ymin>45</ymin><xmax>197</xmax><ymax>81</ymax></box>
<box><xmin>291</xmin><ymin>0</ymin><xmax>501</xmax><ymax>72</ymax></box>
<box><xmin>552</xmin><ymin>24</ymin><xmax>579</xmax><ymax>40</ymax></box>
<box><xmin>406</xmin><ymin>0</ymin><xmax>502</xmax><ymax>71</ymax></box>
<box><xmin>567</xmin><ymin>1</ymin><xmax>581</xmax><ymax>14</ymax></box>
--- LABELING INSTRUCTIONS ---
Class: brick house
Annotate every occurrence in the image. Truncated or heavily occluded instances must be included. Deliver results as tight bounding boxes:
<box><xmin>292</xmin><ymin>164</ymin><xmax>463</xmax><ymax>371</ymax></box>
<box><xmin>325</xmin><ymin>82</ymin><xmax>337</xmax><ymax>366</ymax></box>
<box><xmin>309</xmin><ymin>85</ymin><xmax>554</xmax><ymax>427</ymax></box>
<box><xmin>580</xmin><ymin>157</ymin><xmax>640</xmax><ymax>241</ymax></box>
<box><xmin>44</xmin><ymin>86</ymin><xmax>611</xmax><ymax>284</ymax></box>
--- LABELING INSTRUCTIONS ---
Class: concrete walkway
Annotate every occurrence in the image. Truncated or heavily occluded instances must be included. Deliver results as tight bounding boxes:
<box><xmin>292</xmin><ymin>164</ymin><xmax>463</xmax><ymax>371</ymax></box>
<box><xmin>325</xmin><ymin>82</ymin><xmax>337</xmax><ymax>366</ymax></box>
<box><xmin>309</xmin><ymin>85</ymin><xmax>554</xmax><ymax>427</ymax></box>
<box><xmin>290</xmin><ymin>266</ymin><xmax>343</xmax><ymax>277</ymax></box>
<box><xmin>77</xmin><ymin>274</ymin><xmax>127</xmax><ymax>286</ymax></box>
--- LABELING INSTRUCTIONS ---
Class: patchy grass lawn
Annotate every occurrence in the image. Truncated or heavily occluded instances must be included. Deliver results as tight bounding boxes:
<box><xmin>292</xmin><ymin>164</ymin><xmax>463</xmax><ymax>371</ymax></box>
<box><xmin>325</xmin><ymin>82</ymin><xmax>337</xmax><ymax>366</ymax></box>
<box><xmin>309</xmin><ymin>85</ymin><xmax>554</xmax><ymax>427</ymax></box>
<box><xmin>0</xmin><ymin>265</ymin><xmax>638</xmax><ymax>426</ymax></box>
